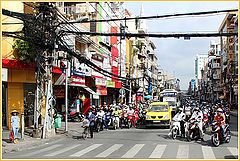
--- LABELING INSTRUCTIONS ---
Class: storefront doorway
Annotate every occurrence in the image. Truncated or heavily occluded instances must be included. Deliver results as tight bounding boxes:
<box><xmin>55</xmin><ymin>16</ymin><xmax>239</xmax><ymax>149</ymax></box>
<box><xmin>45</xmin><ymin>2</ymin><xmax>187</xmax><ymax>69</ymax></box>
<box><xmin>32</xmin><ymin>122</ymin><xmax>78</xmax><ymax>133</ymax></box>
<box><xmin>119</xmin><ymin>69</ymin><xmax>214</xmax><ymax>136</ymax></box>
<box><xmin>24</xmin><ymin>83</ymin><xmax>36</xmax><ymax>127</ymax></box>
<box><xmin>2</xmin><ymin>82</ymin><xmax>8</xmax><ymax>128</ymax></box>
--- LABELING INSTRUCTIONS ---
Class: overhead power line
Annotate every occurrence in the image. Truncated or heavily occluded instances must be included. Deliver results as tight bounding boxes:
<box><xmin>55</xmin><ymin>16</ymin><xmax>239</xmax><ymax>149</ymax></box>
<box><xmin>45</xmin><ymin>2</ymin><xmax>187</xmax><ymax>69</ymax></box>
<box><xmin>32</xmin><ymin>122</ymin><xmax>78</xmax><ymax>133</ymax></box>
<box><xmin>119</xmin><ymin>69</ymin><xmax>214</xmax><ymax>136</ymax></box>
<box><xmin>61</xmin><ymin>30</ymin><xmax>237</xmax><ymax>38</ymax></box>
<box><xmin>62</xmin><ymin>9</ymin><xmax>238</xmax><ymax>24</ymax></box>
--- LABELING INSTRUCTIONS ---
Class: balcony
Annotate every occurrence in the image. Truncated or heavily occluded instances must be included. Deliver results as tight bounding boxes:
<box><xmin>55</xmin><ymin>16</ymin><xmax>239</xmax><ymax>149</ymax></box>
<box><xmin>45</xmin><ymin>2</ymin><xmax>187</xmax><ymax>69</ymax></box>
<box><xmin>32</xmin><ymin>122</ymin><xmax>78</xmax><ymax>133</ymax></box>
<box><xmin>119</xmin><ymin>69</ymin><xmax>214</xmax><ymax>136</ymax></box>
<box><xmin>212</xmin><ymin>63</ymin><xmax>220</xmax><ymax>69</ymax></box>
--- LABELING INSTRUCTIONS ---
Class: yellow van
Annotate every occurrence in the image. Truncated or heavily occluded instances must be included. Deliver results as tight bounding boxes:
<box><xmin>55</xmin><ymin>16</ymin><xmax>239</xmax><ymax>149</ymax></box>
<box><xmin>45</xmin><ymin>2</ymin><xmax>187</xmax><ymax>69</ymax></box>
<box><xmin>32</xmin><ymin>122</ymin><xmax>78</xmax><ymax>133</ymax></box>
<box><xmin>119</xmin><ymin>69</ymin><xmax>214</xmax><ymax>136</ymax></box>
<box><xmin>145</xmin><ymin>102</ymin><xmax>172</xmax><ymax>128</ymax></box>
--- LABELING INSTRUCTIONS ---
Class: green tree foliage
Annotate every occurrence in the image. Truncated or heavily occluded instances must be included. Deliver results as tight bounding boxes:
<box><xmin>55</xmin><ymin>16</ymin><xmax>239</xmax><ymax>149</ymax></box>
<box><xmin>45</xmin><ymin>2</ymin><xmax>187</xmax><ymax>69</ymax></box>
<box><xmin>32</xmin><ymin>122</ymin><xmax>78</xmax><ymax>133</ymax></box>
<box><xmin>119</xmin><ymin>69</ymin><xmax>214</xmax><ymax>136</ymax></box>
<box><xmin>12</xmin><ymin>38</ymin><xmax>36</xmax><ymax>62</ymax></box>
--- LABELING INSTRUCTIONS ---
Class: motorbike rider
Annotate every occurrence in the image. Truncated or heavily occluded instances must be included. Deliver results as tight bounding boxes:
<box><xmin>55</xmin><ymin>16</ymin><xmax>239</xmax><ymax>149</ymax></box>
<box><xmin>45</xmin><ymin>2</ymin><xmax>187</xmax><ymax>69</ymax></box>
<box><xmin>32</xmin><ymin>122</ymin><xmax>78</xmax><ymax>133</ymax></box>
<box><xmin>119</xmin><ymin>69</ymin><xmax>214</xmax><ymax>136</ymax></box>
<box><xmin>214</xmin><ymin>108</ymin><xmax>226</xmax><ymax>139</ymax></box>
<box><xmin>172</xmin><ymin>107</ymin><xmax>186</xmax><ymax>137</ymax></box>
<box><xmin>127</xmin><ymin>105</ymin><xmax>136</xmax><ymax>127</ymax></box>
<box><xmin>189</xmin><ymin>107</ymin><xmax>204</xmax><ymax>141</ymax></box>
<box><xmin>96</xmin><ymin>108</ymin><xmax>105</xmax><ymax>131</ymax></box>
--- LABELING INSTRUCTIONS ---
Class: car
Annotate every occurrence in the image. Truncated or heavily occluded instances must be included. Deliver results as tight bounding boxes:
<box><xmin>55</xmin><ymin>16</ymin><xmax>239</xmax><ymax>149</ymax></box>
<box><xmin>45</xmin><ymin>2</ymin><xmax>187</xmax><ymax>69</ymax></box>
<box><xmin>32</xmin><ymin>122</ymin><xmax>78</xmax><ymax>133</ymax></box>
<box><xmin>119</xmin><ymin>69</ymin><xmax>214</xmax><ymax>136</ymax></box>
<box><xmin>145</xmin><ymin>102</ymin><xmax>172</xmax><ymax>128</ymax></box>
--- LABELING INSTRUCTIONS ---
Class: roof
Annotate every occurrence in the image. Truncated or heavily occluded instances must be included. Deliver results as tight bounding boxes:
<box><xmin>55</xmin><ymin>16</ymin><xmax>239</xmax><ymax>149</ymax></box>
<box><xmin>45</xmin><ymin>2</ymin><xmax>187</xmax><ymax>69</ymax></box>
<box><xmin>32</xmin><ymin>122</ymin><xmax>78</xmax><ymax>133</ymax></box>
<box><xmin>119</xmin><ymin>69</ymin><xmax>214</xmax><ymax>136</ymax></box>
<box><xmin>150</xmin><ymin>102</ymin><xmax>169</xmax><ymax>106</ymax></box>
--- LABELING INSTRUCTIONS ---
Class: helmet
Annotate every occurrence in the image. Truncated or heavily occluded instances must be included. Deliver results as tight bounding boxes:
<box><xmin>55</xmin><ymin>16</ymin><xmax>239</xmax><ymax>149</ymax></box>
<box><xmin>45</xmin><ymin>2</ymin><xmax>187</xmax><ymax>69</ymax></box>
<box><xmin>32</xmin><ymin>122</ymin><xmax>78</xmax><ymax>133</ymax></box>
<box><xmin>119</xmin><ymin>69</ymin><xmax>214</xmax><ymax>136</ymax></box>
<box><xmin>194</xmin><ymin>107</ymin><xmax>200</xmax><ymax>111</ymax></box>
<box><xmin>217</xmin><ymin>108</ymin><xmax>223</xmax><ymax>112</ymax></box>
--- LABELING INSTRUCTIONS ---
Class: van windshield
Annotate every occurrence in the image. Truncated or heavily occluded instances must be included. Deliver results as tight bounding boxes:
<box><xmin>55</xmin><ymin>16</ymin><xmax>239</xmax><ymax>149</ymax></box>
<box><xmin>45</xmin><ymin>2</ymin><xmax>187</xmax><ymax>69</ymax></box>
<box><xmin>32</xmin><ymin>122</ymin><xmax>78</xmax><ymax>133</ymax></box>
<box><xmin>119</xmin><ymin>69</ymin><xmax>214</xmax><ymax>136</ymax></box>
<box><xmin>149</xmin><ymin>105</ymin><xmax>168</xmax><ymax>112</ymax></box>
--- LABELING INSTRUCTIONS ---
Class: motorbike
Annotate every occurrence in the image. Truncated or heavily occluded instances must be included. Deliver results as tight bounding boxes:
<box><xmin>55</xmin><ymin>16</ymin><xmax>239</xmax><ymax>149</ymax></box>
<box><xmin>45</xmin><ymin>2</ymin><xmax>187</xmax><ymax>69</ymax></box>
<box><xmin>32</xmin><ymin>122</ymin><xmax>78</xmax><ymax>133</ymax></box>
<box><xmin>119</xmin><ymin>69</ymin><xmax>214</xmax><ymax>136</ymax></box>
<box><xmin>211</xmin><ymin>121</ymin><xmax>231</xmax><ymax>147</ymax></box>
<box><xmin>202</xmin><ymin>111</ymin><xmax>209</xmax><ymax>133</ymax></box>
<box><xmin>110</xmin><ymin>115</ymin><xmax>119</xmax><ymax>130</ymax></box>
<box><xmin>138</xmin><ymin>111</ymin><xmax>146</xmax><ymax>125</ymax></box>
<box><xmin>171</xmin><ymin>120</ymin><xmax>187</xmax><ymax>139</ymax></box>
<box><xmin>225</xmin><ymin>108</ymin><xmax>230</xmax><ymax>124</ymax></box>
<box><xmin>186</xmin><ymin>118</ymin><xmax>201</xmax><ymax>142</ymax></box>
<box><xmin>95</xmin><ymin>115</ymin><xmax>103</xmax><ymax>132</ymax></box>
<box><xmin>127</xmin><ymin>114</ymin><xmax>135</xmax><ymax>128</ymax></box>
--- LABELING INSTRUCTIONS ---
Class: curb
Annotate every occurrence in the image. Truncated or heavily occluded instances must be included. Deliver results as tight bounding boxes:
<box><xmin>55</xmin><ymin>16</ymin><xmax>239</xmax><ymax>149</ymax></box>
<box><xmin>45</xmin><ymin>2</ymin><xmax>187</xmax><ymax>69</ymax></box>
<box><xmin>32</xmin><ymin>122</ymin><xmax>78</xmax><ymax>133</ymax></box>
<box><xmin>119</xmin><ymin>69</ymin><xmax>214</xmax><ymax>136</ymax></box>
<box><xmin>2</xmin><ymin>134</ymin><xmax>67</xmax><ymax>154</ymax></box>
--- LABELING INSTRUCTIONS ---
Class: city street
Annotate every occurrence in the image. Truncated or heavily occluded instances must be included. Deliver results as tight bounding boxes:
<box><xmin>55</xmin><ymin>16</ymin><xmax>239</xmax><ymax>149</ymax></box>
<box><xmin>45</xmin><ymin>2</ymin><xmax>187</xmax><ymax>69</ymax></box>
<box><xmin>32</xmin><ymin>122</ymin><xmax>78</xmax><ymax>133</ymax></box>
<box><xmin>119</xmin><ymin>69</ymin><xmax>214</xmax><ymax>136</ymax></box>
<box><xmin>3</xmin><ymin>115</ymin><xmax>238</xmax><ymax>159</ymax></box>
<box><xmin>2</xmin><ymin>2</ymin><xmax>238</xmax><ymax>160</ymax></box>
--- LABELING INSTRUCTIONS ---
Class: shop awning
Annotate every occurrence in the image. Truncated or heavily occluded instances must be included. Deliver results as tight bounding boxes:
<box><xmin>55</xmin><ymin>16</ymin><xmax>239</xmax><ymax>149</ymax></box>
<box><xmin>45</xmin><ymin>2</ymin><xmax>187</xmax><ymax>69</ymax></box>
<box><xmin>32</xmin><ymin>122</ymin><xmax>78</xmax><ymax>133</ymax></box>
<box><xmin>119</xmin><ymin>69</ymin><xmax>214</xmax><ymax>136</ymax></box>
<box><xmin>83</xmin><ymin>86</ymin><xmax>99</xmax><ymax>99</ymax></box>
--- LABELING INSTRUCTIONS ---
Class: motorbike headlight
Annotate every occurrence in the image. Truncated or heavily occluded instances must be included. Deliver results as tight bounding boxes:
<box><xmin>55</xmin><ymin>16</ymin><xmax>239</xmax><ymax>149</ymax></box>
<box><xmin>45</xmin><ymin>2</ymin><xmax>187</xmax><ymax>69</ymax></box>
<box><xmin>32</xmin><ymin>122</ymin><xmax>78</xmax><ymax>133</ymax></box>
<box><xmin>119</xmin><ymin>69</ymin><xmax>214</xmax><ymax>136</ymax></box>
<box><xmin>164</xmin><ymin>115</ymin><xmax>169</xmax><ymax>119</ymax></box>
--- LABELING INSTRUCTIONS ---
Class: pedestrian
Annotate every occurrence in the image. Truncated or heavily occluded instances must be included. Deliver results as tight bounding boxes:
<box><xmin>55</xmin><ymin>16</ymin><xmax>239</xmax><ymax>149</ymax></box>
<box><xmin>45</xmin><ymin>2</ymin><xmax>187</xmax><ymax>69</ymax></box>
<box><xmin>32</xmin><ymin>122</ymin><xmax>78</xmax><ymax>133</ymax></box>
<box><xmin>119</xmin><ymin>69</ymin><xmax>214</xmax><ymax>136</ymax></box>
<box><xmin>87</xmin><ymin>110</ymin><xmax>96</xmax><ymax>138</ymax></box>
<box><xmin>11</xmin><ymin>110</ymin><xmax>20</xmax><ymax>144</ymax></box>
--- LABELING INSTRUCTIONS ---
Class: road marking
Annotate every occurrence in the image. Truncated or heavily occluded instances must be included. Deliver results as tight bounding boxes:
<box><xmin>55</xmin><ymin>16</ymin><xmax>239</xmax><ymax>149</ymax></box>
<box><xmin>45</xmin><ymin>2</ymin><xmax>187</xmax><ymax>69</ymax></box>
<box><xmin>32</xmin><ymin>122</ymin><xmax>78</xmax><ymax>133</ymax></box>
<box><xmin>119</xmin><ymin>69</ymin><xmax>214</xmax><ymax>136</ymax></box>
<box><xmin>149</xmin><ymin>144</ymin><xmax>166</xmax><ymax>158</ymax></box>
<box><xmin>121</xmin><ymin>144</ymin><xmax>145</xmax><ymax>158</ymax></box>
<box><xmin>23</xmin><ymin>144</ymin><xmax>62</xmax><ymax>156</ymax></box>
<box><xmin>45</xmin><ymin>144</ymin><xmax>81</xmax><ymax>157</ymax></box>
<box><xmin>70</xmin><ymin>144</ymin><xmax>102</xmax><ymax>157</ymax></box>
<box><xmin>96</xmin><ymin>144</ymin><xmax>123</xmax><ymax>158</ymax></box>
<box><xmin>227</xmin><ymin>147</ymin><xmax>238</xmax><ymax>158</ymax></box>
<box><xmin>176</xmin><ymin>144</ymin><xmax>189</xmax><ymax>159</ymax></box>
<box><xmin>202</xmin><ymin>146</ymin><xmax>215</xmax><ymax>159</ymax></box>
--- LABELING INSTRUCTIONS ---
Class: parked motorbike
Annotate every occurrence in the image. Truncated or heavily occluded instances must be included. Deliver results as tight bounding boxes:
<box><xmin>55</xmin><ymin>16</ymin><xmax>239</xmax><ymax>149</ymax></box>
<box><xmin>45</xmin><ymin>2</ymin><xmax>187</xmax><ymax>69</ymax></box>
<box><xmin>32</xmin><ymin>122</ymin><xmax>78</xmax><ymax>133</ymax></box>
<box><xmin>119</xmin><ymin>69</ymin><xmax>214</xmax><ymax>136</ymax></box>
<box><xmin>211</xmin><ymin>121</ymin><xmax>231</xmax><ymax>147</ymax></box>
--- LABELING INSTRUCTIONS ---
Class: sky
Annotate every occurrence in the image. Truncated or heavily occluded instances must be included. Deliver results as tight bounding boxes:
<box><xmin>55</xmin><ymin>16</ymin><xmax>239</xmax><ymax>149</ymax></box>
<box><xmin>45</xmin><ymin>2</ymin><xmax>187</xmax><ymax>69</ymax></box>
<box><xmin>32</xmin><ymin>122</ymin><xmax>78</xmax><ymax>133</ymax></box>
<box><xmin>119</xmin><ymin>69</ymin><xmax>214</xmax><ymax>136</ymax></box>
<box><xmin>125</xmin><ymin>2</ymin><xmax>238</xmax><ymax>90</ymax></box>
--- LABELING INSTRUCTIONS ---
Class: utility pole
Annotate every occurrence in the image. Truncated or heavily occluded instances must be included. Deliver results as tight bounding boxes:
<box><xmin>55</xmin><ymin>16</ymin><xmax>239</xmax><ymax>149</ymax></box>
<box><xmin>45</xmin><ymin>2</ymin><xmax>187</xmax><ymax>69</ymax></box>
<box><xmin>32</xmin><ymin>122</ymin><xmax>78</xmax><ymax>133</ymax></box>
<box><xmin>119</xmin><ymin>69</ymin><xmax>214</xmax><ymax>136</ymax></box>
<box><xmin>65</xmin><ymin>60</ymin><xmax>68</xmax><ymax>132</ymax></box>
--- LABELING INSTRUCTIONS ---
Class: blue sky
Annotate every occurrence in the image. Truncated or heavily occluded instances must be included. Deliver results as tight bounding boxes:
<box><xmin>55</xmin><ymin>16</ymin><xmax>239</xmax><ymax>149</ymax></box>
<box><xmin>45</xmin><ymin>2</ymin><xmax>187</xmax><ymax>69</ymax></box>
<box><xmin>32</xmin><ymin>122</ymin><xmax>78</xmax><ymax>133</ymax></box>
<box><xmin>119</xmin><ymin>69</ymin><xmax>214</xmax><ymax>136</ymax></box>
<box><xmin>125</xmin><ymin>2</ymin><xmax>238</xmax><ymax>90</ymax></box>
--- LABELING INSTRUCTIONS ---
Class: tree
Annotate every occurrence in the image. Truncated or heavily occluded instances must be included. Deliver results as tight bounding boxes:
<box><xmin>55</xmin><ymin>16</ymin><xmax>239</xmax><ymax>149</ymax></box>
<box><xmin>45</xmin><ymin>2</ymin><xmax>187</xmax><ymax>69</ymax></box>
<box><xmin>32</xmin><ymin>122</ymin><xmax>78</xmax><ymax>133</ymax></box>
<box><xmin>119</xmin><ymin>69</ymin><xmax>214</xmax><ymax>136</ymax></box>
<box><xmin>12</xmin><ymin>38</ymin><xmax>37</xmax><ymax>62</ymax></box>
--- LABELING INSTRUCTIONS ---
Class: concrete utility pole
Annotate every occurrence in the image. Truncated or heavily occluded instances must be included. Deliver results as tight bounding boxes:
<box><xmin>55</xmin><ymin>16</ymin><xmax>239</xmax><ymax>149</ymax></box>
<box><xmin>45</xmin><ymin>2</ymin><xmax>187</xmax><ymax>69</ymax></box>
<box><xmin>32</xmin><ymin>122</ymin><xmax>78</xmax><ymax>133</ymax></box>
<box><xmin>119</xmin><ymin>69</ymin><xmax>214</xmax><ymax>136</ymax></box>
<box><xmin>65</xmin><ymin>60</ymin><xmax>68</xmax><ymax>132</ymax></box>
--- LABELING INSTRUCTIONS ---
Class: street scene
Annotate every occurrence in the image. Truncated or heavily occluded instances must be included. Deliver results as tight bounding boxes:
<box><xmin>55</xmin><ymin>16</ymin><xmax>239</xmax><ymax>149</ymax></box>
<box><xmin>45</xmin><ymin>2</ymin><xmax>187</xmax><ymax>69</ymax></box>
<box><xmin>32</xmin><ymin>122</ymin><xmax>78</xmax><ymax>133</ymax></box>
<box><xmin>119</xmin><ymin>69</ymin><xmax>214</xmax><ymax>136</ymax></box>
<box><xmin>1</xmin><ymin>1</ymin><xmax>239</xmax><ymax>160</ymax></box>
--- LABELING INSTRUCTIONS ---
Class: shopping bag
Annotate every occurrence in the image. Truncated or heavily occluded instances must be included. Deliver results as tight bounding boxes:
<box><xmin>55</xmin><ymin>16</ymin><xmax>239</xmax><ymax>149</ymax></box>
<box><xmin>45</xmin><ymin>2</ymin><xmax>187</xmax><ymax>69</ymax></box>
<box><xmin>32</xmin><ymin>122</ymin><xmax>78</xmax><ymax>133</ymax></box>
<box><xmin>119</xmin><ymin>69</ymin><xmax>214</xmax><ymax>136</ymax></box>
<box><xmin>9</xmin><ymin>131</ymin><xmax>14</xmax><ymax>142</ymax></box>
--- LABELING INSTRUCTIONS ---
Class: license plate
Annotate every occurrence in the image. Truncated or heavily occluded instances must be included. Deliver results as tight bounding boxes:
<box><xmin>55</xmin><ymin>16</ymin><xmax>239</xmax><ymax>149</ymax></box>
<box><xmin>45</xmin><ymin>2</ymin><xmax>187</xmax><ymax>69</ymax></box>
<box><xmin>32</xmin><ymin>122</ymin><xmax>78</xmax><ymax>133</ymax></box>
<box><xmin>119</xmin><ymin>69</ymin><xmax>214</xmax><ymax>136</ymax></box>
<box><xmin>153</xmin><ymin>121</ymin><xmax>160</xmax><ymax>123</ymax></box>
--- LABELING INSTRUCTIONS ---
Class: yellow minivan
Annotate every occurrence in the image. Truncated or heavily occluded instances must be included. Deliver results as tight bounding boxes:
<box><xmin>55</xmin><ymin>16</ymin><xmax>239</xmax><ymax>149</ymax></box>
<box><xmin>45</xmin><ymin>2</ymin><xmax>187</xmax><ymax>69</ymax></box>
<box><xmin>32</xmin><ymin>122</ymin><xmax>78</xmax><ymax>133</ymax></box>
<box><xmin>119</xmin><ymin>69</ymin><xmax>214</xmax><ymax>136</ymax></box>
<box><xmin>145</xmin><ymin>102</ymin><xmax>172</xmax><ymax>128</ymax></box>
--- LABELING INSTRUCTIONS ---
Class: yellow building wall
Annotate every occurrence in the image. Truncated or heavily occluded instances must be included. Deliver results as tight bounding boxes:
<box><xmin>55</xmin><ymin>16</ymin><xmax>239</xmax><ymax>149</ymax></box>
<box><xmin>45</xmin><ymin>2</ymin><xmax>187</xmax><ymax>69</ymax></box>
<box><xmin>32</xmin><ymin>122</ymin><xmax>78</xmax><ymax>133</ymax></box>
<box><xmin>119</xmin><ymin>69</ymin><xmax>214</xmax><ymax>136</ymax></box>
<box><xmin>2</xmin><ymin>1</ymin><xmax>23</xmax><ymax>58</ymax></box>
<box><xmin>8</xmin><ymin>69</ymin><xmax>35</xmax><ymax>83</ymax></box>
<box><xmin>7</xmin><ymin>83</ymin><xmax>24</xmax><ymax>129</ymax></box>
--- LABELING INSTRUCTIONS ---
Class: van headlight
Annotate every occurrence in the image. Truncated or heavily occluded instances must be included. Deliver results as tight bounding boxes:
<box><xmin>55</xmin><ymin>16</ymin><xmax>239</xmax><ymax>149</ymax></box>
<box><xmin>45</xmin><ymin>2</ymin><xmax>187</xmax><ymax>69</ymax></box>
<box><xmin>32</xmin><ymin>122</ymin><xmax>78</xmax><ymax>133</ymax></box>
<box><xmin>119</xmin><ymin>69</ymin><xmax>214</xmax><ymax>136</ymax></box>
<box><xmin>164</xmin><ymin>115</ymin><xmax>169</xmax><ymax>119</ymax></box>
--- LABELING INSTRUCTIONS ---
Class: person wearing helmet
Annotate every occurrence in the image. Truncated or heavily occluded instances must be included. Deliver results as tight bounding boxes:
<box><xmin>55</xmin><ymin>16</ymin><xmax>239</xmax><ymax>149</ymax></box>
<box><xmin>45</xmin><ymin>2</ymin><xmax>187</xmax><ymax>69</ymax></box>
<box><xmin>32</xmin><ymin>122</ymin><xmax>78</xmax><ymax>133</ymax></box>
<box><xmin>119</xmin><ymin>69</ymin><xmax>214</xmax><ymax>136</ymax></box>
<box><xmin>214</xmin><ymin>108</ymin><xmax>226</xmax><ymax>139</ymax></box>
<box><xmin>190</xmin><ymin>107</ymin><xmax>204</xmax><ymax>141</ymax></box>
<box><xmin>172</xmin><ymin>107</ymin><xmax>186</xmax><ymax>137</ymax></box>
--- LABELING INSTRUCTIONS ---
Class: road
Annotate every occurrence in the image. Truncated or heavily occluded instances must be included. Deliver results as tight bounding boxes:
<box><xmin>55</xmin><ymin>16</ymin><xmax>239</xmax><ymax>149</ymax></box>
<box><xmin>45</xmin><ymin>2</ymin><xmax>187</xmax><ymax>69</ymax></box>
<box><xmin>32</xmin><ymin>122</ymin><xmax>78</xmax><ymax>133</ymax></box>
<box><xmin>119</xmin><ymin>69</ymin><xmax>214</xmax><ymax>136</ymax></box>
<box><xmin>3</xmin><ymin>116</ymin><xmax>238</xmax><ymax>159</ymax></box>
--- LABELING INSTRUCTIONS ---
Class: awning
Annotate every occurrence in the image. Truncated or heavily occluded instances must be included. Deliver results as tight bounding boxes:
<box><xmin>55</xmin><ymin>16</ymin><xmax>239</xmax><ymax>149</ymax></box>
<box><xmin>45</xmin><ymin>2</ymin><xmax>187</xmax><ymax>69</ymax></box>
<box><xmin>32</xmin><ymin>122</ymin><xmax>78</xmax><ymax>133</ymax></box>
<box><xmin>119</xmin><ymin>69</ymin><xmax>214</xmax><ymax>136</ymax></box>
<box><xmin>2</xmin><ymin>58</ymin><xmax>35</xmax><ymax>69</ymax></box>
<box><xmin>83</xmin><ymin>86</ymin><xmax>99</xmax><ymax>99</ymax></box>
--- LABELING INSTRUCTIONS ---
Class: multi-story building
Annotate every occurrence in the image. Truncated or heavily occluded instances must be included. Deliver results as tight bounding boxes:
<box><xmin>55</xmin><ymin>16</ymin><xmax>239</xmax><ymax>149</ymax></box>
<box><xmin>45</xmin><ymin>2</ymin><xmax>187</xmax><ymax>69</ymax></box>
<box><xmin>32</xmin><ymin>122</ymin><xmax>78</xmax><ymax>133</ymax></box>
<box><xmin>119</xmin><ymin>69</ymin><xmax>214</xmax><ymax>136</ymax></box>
<box><xmin>195</xmin><ymin>54</ymin><xmax>208</xmax><ymax>89</ymax></box>
<box><xmin>219</xmin><ymin>12</ymin><xmax>238</xmax><ymax>108</ymax></box>
<box><xmin>2</xmin><ymin>2</ymin><xmax>37</xmax><ymax>129</ymax></box>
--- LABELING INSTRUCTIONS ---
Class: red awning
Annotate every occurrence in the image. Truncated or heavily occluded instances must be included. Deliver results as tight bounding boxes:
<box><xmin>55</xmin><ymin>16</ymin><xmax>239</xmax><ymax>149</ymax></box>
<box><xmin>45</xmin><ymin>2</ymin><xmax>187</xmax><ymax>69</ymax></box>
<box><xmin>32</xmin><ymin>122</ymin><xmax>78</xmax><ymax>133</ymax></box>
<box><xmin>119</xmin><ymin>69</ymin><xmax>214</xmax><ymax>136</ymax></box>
<box><xmin>52</xmin><ymin>66</ymin><xmax>62</xmax><ymax>74</ymax></box>
<box><xmin>2</xmin><ymin>59</ymin><xmax>35</xmax><ymax>69</ymax></box>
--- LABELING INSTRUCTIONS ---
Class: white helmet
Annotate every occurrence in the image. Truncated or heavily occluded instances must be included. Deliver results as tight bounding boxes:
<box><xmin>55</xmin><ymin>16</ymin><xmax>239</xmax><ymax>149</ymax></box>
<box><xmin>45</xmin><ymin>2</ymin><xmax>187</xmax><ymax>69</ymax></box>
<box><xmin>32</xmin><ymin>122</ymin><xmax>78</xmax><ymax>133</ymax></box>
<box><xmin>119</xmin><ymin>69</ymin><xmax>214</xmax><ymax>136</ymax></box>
<box><xmin>217</xmin><ymin>108</ymin><xmax>223</xmax><ymax>112</ymax></box>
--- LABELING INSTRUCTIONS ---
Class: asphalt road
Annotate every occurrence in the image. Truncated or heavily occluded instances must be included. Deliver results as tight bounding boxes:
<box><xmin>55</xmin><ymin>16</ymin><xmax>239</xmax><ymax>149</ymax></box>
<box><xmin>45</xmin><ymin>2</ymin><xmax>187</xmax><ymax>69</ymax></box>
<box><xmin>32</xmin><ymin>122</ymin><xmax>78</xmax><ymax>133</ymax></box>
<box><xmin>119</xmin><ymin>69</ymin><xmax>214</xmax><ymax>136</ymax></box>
<box><xmin>3</xmin><ymin>116</ymin><xmax>238</xmax><ymax>159</ymax></box>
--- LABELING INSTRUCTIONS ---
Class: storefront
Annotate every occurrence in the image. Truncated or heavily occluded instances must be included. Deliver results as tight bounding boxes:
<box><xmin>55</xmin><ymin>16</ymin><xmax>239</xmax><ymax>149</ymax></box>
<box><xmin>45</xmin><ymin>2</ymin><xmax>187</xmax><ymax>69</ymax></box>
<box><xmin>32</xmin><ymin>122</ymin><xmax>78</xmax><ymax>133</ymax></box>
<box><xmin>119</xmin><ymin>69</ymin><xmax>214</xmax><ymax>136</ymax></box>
<box><xmin>54</xmin><ymin>74</ymin><xmax>99</xmax><ymax>114</ymax></box>
<box><xmin>2</xmin><ymin>59</ymin><xmax>36</xmax><ymax>129</ymax></box>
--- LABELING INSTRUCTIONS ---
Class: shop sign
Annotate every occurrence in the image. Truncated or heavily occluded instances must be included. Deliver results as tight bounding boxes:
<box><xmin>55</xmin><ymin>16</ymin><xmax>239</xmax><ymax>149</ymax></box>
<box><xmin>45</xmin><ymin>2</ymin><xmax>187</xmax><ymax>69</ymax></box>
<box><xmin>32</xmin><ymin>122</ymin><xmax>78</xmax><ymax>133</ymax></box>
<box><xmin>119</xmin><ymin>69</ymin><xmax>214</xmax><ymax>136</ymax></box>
<box><xmin>95</xmin><ymin>77</ymin><xmax>106</xmax><ymax>86</ymax></box>
<box><xmin>2</xmin><ymin>68</ymin><xmax>8</xmax><ymax>82</ymax></box>
<box><xmin>96</xmin><ymin>86</ymin><xmax>107</xmax><ymax>95</ymax></box>
<box><xmin>69</xmin><ymin>75</ymin><xmax>85</xmax><ymax>86</ymax></box>
<box><xmin>106</xmin><ymin>80</ymin><xmax>115</xmax><ymax>88</ymax></box>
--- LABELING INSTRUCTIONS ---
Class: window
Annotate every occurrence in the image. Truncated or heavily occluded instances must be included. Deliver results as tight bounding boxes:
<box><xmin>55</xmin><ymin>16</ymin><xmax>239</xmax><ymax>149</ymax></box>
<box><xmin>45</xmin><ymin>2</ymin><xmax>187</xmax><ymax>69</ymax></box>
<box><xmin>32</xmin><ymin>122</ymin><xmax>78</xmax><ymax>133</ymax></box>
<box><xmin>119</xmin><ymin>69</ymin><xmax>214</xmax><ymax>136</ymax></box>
<box><xmin>150</xmin><ymin>105</ymin><xmax>168</xmax><ymax>112</ymax></box>
<box><xmin>90</xmin><ymin>21</ymin><xmax>96</xmax><ymax>32</ymax></box>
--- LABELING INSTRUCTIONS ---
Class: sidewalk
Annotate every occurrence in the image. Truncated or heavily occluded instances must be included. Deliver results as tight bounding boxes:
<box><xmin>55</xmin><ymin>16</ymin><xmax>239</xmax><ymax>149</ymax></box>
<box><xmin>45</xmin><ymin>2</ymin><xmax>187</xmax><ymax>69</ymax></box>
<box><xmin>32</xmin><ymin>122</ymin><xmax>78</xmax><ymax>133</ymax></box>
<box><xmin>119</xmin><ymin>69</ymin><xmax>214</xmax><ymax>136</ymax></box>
<box><xmin>230</xmin><ymin>109</ymin><xmax>238</xmax><ymax>117</ymax></box>
<box><xmin>2</xmin><ymin>122</ymin><xmax>84</xmax><ymax>154</ymax></box>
